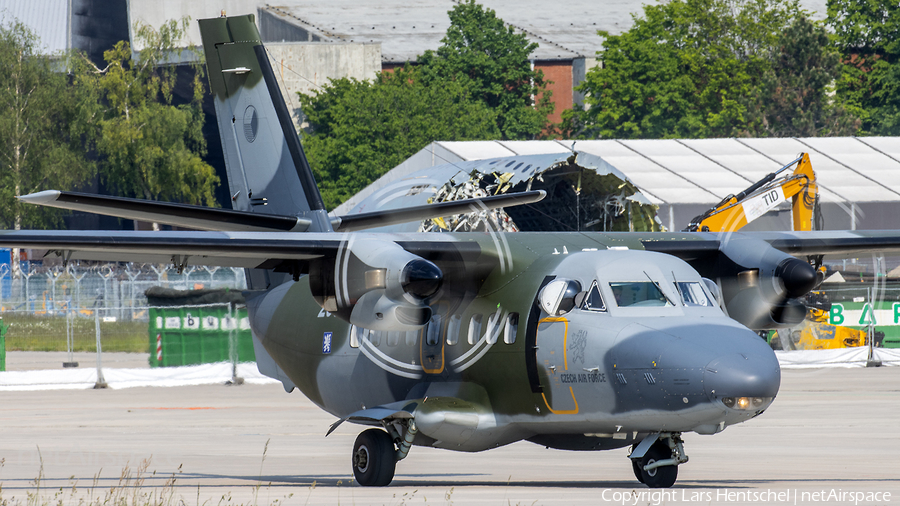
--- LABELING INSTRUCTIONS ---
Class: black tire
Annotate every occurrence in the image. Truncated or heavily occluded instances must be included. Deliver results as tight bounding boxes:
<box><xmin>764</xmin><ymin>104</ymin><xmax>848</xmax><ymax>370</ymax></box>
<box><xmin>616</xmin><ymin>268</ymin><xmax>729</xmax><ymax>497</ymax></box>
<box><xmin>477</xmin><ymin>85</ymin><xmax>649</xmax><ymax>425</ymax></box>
<box><xmin>632</xmin><ymin>458</ymin><xmax>645</xmax><ymax>483</ymax></box>
<box><xmin>352</xmin><ymin>429</ymin><xmax>396</xmax><ymax>487</ymax></box>
<box><xmin>639</xmin><ymin>442</ymin><xmax>678</xmax><ymax>488</ymax></box>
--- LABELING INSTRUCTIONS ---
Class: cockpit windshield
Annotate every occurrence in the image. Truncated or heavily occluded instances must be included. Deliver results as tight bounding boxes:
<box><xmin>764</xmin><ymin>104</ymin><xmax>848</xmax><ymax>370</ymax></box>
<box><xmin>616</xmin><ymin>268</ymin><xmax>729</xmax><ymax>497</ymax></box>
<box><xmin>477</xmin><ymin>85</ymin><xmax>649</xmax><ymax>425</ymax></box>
<box><xmin>580</xmin><ymin>282</ymin><xmax>607</xmax><ymax>312</ymax></box>
<box><xmin>609</xmin><ymin>281</ymin><xmax>674</xmax><ymax>307</ymax></box>
<box><xmin>676</xmin><ymin>281</ymin><xmax>714</xmax><ymax>307</ymax></box>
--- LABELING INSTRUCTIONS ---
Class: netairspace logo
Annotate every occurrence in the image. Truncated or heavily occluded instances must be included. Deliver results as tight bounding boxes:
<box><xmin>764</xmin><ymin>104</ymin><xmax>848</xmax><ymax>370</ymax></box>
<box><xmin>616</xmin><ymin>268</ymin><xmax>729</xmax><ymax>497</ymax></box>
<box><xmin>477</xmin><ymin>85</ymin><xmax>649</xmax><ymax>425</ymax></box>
<box><xmin>600</xmin><ymin>489</ymin><xmax>892</xmax><ymax>506</ymax></box>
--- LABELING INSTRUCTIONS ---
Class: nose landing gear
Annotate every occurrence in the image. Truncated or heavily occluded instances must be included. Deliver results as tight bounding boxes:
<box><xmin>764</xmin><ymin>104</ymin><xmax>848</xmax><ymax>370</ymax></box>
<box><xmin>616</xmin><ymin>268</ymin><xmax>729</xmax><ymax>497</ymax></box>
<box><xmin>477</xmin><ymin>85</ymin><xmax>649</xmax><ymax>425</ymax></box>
<box><xmin>629</xmin><ymin>432</ymin><xmax>689</xmax><ymax>488</ymax></box>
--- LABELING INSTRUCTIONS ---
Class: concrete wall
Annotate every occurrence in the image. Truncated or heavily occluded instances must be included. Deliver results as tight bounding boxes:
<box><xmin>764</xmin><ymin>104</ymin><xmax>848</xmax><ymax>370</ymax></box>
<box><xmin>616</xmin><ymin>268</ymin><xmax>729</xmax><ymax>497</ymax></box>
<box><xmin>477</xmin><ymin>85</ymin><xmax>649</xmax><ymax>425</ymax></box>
<box><xmin>572</xmin><ymin>57</ymin><xmax>599</xmax><ymax>107</ymax></box>
<box><xmin>263</xmin><ymin>42</ymin><xmax>382</xmax><ymax>130</ymax></box>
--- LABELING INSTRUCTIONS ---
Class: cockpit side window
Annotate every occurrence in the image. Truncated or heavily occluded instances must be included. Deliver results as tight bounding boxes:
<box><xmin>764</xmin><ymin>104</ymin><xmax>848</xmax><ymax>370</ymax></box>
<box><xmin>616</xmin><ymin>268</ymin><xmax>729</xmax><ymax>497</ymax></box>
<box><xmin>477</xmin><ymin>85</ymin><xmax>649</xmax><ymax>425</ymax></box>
<box><xmin>609</xmin><ymin>281</ymin><xmax>674</xmax><ymax>307</ymax></box>
<box><xmin>580</xmin><ymin>281</ymin><xmax>607</xmax><ymax>312</ymax></box>
<box><xmin>676</xmin><ymin>281</ymin><xmax>714</xmax><ymax>307</ymax></box>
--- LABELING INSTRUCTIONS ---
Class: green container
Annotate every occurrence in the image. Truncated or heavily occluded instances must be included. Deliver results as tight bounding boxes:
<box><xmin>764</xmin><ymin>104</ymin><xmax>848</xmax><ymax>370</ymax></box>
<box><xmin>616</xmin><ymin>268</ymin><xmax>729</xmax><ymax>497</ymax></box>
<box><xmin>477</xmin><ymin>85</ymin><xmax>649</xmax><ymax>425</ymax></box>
<box><xmin>148</xmin><ymin>305</ymin><xmax>255</xmax><ymax>367</ymax></box>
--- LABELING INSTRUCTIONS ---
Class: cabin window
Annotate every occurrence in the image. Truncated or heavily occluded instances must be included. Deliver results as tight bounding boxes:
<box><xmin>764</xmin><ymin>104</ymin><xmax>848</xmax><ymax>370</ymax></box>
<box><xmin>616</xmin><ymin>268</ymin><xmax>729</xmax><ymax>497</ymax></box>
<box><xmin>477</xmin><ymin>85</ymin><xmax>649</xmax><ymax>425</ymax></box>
<box><xmin>468</xmin><ymin>314</ymin><xmax>483</xmax><ymax>345</ymax></box>
<box><xmin>504</xmin><ymin>313</ymin><xmax>519</xmax><ymax>344</ymax></box>
<box><xmin>426</xmin><ymin>315</ymin><xmax>442</xmax><ymax>345</ymax></box>
<box><xmin>580</xmin><ymin>281</ymin><xmax>607</xmax><ymax>312</ymax></box>
<box><xmin>609</xmin><ymin>281</ymin><xmax>674</xmax><ymax>307</ymax></box>
<box><xmin>676</xmin><ymin>281</ymin><xmax>714</xmax><ymax>307</ymax></box>
<box><xmin>406</xmin><ymin>330</ymin><xmax>420</xmax><ymax>346</ymax></box>
<box><xmin>486</xmin><ymin>312</ymin><xmax>500</xmax><ymax>344</ymax></box>
<box><xmin>369</xmin><ymin>330</ymin><xmax>382</xmax><ymax>347</ymax></box>
<box><xmin>387</xmin><ymin>331</ymin><xmax>401</xmax><ymax>346</ymax></box>
<box><xmin>349</xmin><ymin>325</ymin><xmax>367</xmax><ymax>348</ymax></box>
<box><xmin>446</xmin><ymin>315</ymin><xmax>461</xmax><ymax>345</ymax></box>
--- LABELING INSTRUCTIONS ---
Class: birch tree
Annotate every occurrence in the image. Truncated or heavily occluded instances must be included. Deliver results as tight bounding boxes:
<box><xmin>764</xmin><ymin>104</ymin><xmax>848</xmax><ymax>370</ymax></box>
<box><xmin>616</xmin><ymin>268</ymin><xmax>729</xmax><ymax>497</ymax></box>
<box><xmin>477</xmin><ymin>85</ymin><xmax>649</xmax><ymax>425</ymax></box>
<box><xmin>0</xmin><ymin>21</ymin><xmax>96</xmax><ymax>275</ymax></box>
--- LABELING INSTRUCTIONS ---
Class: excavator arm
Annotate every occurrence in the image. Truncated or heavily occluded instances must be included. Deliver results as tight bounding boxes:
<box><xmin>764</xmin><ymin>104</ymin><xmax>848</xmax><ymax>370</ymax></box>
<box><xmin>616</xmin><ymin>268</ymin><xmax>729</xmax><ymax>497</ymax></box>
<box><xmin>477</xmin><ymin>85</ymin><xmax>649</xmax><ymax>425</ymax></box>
<box><xmin>684</xmin><ymin>153</ymin><xmax>818</xmax><ymax>232</ymax></box>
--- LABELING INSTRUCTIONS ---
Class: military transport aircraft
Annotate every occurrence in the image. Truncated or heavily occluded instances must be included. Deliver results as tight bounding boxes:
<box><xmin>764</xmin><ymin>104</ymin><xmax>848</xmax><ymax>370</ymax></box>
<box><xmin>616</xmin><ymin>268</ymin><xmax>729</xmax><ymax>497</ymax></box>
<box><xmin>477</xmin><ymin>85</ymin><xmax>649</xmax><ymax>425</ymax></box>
<box><xmin>3</xmin><ymin>14</ymin><xmax>899</xmax><ymax>489</ymax></box>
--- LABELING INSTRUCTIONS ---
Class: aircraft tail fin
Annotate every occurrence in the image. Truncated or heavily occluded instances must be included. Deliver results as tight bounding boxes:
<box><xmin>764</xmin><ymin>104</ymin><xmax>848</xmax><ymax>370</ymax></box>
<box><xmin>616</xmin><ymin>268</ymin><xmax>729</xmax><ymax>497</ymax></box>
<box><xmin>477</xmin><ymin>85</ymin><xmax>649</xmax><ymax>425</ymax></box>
<box><xmin>198</xmin><ymin>14</ymin><xmax>331</xmax><ymax>232</ymax></box>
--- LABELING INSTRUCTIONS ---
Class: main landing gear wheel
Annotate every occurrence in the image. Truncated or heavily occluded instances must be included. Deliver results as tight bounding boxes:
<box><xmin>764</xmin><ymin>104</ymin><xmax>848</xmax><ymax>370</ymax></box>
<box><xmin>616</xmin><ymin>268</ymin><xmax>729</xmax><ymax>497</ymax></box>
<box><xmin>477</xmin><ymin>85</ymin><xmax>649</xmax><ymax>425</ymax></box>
<box><xmin>352</xmin><ymin>428</ymin><xmax>396</xmax><ymax>487</ymax></box>
<box><xmin>632</xmin><ymin>459</ymin><xmax>645</xmax><ymax>483</ymax></box>
<box><xmin>640</xmin><ymin>442</ymin><xmax>678</xmax><ymax>488</ymax></box>
<box><xmin>630</xmin><ymin>444</ymin><xmax>645</xmax><ymax>483</ymax></box>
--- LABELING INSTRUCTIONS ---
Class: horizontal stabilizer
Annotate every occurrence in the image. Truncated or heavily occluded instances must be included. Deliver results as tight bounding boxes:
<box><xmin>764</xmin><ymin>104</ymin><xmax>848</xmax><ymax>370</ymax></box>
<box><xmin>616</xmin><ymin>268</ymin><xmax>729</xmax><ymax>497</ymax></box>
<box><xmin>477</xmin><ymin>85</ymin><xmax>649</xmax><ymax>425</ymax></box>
<box><xmin>19</xmin><ymin>191</ymin><xmax>309</xmax><ymax>232</ymax></box>
<box><xmin>19</xmin><ymin>189</ymin><xmax>546</xmax><ymax>233</ymax></box>
<box><xmin>331</xmin><ymin>190</ymin><xmax>546</xmax><ymax>232</ymax></box>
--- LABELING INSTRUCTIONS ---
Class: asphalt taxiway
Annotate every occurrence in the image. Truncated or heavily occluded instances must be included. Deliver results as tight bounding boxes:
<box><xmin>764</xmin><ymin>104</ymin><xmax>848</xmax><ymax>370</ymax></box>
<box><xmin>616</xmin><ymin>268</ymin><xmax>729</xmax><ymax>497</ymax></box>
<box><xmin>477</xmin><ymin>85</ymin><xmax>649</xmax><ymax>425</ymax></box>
<box><xmin>1</xmin><ymin>366</ymin><xmax>898</xmax><ymax>505</ymax></box>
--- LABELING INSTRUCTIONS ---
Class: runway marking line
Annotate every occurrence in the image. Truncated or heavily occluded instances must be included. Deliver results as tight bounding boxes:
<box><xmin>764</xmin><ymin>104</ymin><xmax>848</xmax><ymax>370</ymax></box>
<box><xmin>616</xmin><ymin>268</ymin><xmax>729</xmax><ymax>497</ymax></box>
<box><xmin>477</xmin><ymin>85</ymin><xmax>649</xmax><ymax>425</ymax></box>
<box><xmin>133</xmin><ymin>407</ymin><xmax>224</xmax><ymax>410</ymax></box>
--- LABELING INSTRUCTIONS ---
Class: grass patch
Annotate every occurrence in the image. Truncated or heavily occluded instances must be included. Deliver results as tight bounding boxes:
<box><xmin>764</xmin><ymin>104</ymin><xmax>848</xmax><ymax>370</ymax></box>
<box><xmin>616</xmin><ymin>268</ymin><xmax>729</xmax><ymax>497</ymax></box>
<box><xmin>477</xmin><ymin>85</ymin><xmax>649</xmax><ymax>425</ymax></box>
<box><xmin>1</xmin><ymin>313</ymin><xmax>147</xmax><ymax>353</ymax></box>
<box><xmin>0</xmin><ymin>456</ymin><xmax>296</xmax><ymax>506</ymax></box>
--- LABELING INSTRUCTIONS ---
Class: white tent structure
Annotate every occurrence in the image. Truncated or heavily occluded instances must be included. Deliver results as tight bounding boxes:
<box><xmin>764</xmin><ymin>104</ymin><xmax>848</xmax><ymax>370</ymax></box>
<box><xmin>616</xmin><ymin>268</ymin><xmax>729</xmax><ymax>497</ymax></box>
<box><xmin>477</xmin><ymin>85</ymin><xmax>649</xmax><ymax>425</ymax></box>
<box><xmin>336</xmin><ymin>138</ymin><xmax>900</xmax><ymax>233</ymax></box>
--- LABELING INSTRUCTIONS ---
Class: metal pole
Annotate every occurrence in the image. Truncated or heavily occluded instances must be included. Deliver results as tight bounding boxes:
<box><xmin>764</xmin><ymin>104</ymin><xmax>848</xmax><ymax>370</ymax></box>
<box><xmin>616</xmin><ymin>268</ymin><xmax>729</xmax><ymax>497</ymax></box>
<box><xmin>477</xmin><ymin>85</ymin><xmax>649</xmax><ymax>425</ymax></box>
<box><xmin>63</xmin><ymin>305</ymin><xmax>78</xmax><ymax>368</ymax></box>
<box><xmin>94</xmin><ymin>307</ymin><xmax>108</xmax><ymax>388</ymax></box>
<box><xmin>866</xmin><ymin>259</ymin><xmax>883</xmax><ymax>367</ymax></box>
<box><xmin>227</xmin><ymin>304</ymin><xmax>244</xmax><ymax>385</ymax></box>
<box><xmin>0</xmin><ymin>263</ymin><xmax>7</xmax><ymax>311</ymax></box>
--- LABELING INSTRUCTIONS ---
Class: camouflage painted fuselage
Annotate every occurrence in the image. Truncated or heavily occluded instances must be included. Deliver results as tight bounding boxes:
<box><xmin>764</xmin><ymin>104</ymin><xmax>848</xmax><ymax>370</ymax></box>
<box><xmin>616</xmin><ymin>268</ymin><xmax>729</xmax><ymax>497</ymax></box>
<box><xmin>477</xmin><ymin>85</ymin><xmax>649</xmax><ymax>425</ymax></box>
<box><xmin>248</xmin><ymin>232</ymin><xmax>780</xmax><ymax>452</ymax></box>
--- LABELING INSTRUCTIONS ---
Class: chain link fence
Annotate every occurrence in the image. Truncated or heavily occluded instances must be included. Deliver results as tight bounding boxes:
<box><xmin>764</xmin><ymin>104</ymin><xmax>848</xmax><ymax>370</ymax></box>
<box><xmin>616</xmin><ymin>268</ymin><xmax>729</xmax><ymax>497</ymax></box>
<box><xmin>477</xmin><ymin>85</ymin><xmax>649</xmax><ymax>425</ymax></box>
<box><xmin>0</xmin><ymin>302</ymin><xmax>257</xmax><ymax>387</ymax></box>
<box><xmin>0</xmin><ymin>263</ymin><xmax>246</xmax><ymax>320</ymax></box>
<box><xmin>0</xmin><ymin>263</ymin><xmax>255</xmax><ymax>387</ymax></box>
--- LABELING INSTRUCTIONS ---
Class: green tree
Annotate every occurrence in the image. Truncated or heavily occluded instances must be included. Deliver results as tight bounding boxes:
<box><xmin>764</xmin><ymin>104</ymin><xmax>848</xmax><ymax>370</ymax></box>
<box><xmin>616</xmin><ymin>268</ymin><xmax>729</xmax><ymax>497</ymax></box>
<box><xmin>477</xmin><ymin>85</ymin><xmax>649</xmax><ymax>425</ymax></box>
<box><xmin>746</xmin><ymin>17</ymin><xmax>858</xmax><ymax>137</ymax></box>
<box><xmin>827</xmin><ymin>0</ymin><xmax>900</xmax><ymax>135</ymax></box>
<box><xmin>566</xmin><ymin>0</ymin><xmax>809</xmax><ymax>139</ymax></box>
<box><xmin>418</xmin><ymin>0</ymin><xmax>552</xmax><ymax>139</ymax></box>
<box><xmin>299</xmin><ymin>67</ymin><xmax>501</xmax><ymax>210</ymax></box>
<box><xmin>0</xmin><ymin>21</ymin><xmax>96</xmax><ymax>274</ymax></box>
<box><xmin>78</xmin><ymin>18</ymin><xmax>218</xmax><ymax>223</ymax></box>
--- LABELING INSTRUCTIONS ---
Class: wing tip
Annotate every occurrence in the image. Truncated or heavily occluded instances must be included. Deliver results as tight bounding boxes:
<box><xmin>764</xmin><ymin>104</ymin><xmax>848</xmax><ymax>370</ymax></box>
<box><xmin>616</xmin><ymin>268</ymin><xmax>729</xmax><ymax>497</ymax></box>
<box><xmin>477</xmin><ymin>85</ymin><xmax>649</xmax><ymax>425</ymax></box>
<box><xmin>18</xmin><ymin>190</ymin><xmax>61</xmax><ymax>205</ymax></box>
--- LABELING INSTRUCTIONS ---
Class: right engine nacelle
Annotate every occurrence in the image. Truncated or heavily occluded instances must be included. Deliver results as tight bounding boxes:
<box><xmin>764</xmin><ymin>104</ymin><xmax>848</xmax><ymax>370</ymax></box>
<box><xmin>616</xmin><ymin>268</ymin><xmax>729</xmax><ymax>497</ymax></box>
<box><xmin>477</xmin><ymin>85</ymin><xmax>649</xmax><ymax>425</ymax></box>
<box><xmin>702</xmin><ymin>237</ymin><xmax>817</xmax><ymax>330</ymax></box>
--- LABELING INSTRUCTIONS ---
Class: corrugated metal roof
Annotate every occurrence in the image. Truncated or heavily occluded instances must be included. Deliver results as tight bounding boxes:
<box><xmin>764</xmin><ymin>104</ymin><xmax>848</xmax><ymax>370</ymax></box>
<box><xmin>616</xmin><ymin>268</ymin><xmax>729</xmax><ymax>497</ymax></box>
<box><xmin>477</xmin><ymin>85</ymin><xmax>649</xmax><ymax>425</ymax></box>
<box><xmin>0</xmin><ymin>0</ymin><xmax>69</xmax><ymax>53</ymax></box>
<box><xmin>126</xmin><ymin>0</ymin><xmax>827</xmax><ymax>60</ymax></box>
<box><xmin>334</xmin><ymin>137</ymin><xmax>900</xmax><ymax>215</ymax></box>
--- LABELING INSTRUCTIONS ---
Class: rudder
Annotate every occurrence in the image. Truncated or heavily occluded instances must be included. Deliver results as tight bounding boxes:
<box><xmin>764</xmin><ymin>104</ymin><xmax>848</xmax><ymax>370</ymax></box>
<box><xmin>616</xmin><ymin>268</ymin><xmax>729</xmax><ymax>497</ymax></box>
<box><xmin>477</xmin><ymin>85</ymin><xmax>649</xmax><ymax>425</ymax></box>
<box><xmin>199</xmin><ymin>15</ymin><xmax>331</xmax><ymax>231</ymax></box>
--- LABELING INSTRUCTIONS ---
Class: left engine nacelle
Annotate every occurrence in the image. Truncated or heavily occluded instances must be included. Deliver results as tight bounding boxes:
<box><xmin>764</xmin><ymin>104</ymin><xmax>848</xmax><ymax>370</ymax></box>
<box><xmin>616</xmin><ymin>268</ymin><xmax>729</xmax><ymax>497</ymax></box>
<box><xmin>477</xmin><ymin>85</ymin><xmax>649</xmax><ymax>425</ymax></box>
<box><xmin>309</xmin><ymin>239</ymin><xmax>443</xmax><ymax>331</ymax></box>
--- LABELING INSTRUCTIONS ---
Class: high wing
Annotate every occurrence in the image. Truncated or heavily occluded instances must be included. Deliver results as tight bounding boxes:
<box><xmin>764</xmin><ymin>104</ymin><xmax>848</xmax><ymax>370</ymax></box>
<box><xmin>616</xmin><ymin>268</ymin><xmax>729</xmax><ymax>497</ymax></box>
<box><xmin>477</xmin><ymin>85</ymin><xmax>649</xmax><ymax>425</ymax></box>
<box><xmin>641</xmin><ymin>230</ymin><xmax>900</xmax><ymax>259</ymax></box>
<box><xmin>0</xmin><ymin>229</ymin><xmax>343</xmax><ymax>268</ymax></box>
<box><xmin>3</xmin><ymin>228</ymin><xmax>900</xmax><ymax>269</ymax></box>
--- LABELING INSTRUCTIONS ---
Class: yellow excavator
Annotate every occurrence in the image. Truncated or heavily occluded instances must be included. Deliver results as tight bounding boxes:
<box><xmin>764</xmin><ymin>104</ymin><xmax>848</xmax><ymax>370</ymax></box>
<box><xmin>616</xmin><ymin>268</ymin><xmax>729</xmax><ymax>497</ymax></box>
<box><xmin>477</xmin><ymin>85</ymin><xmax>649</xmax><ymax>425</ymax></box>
<box><xmin>683</xmin><ymin>153</ymin><xmax>870</xmax><ymax>350</ymax></box>
<box><xmin>684</xmin><ymin>153</ymin><xmax>819</xmax><ymax>232</ymax></box>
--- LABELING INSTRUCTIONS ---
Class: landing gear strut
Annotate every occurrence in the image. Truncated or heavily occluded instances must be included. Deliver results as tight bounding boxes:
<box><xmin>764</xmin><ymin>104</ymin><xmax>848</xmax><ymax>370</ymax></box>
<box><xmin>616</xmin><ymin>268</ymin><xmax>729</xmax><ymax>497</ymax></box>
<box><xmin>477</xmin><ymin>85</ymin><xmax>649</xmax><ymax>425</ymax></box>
<box><xmin>351</xmin><ymin>419</ymin><xmax>417</xmax><ymax>487</ymax></box>
<box><xmin>629</xmin><ymin>432</ymin><xmax>688</xmax><ymax>488</ymax></box>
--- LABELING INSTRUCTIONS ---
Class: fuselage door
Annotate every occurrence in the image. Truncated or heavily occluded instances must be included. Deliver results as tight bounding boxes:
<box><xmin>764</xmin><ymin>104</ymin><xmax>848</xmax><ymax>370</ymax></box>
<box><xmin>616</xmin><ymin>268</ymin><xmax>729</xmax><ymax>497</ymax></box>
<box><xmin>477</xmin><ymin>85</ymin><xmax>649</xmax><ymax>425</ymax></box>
<box><xmin>536</xmin><ymin>317</ymin><xmax>579</xmax><ymax>414</ymax></box>
<box><xmin>421</xmin><ymin>304</ymin><xmax>447</xmax><ymax>374</ymax></box>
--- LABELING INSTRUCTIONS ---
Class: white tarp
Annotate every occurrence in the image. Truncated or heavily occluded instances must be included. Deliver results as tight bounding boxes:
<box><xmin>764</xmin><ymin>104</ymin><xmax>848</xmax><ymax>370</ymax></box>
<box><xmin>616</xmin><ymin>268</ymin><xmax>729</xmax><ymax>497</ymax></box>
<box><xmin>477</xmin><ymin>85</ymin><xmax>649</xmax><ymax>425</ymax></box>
<box><xmin>0</xmin><ymin>362</ymin><xmax>278</xmax><ymax>391</ymax></box>
<box><xmin>2</xmin><ymin>350</ymin><xmax>899</xmax><ymax>391</ymax></box>
<box><xmin>775</xmin><ymin>347</ymin><xmax>900</xmax><ymax>368</ymax></box>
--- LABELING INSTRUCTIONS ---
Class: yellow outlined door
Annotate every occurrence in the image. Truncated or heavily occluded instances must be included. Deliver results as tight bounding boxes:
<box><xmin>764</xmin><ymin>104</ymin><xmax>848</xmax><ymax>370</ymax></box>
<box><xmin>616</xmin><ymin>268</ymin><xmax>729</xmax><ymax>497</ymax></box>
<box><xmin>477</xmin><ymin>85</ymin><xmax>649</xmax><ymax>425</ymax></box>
<box><xmin>421</xmin><ymin>310</ymin><xmax>445</xmax><ymax>374</ymax></box>
<box><xmin>537</xmin><ymin>317</ymin><xmax>579</xmax><ymax>414</ymax></box>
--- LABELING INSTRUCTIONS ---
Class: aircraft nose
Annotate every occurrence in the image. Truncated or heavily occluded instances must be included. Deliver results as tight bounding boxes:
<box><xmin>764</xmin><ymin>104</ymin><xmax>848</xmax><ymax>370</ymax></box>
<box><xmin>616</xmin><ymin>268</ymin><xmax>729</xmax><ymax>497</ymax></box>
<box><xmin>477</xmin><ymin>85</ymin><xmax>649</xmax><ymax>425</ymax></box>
<box><xmin>704</xmin><ymin>350</ymin><xmax>781</xmax><ymax>400</ymax></box>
